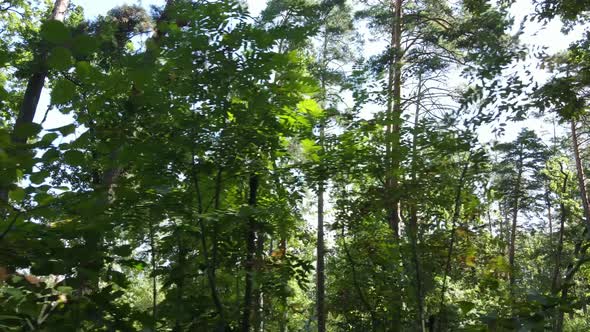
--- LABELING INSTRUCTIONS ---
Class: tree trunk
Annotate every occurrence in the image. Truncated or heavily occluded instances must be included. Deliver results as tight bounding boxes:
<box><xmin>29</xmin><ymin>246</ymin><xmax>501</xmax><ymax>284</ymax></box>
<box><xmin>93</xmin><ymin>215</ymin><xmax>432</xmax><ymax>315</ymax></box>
<box><xmin>570</xmin><ymin>120</ymin><xmax>590</xmax><ymax>235</ymax></box>
<box><xmin>341</xmin><ymin>225</ymin><xmax>378</xmax><ymax>332</ymax></box>
<box><xmin>0</xmin><ymin>0</ymin><xmax>70</xmax><ymax>204</ymax></box>
<box><xmin>438</xmin><ymin>153</ymin><xmax>471</xmax><ymax>331</ymax></box>
<box><xmin>551</xmin><ymin>165</ymin><xmax>567</xmax><ymax>332</ymax></box>
<box><xmin>316</xmin><ymin>24</ymin><xmax>329</xmax><ymax>332</ymax></box>
<box><xmin>385</xmin><ymin>1</ymin><xmax>403</xmax><ymax>329</ymax></box>
<box><xmin>241</xmin><ymin>174</ymin><xmax>259</xmax><ymax>332</ymax></box>
<box><xmin>253</xmin><ymin>228</ymin><xmax>265</xmax><ymax>332</ymax></box>
<box><xmin>545</xmin><ymin>181</ymin><xmax>553</xmax><ymax>245</ymax></box>
<box><xmin>409</xmin><ymin>73</ymin><xmax>425</xmax><ymax>332</ymax></box>
<box><xmin>148</xmin><ymin>214</ymin><xmax>158</xmax><ymax>330</ymax></box>
<box><xmin>509</xmin><ymin>156</ymin><xmax>523</xmax><ymax>294</ymax></box>
<box><xmin>174</xmin><ymin>228</ymin><xmax>185</xmax><ymax>332</ymax></box>
<box><xmin>386</xmin><ymin>0</ymin><xmax>404</xmax><ymax>237</ymax></box>
<box><xmin>317</xmin><ymin>181</ymin><xmax>326</xmax><ymax>332</ymax></box>
<box><xmin>190</xmin><ymin>162</ymin><xmax>227</xmax><ymax>329</ymax></box>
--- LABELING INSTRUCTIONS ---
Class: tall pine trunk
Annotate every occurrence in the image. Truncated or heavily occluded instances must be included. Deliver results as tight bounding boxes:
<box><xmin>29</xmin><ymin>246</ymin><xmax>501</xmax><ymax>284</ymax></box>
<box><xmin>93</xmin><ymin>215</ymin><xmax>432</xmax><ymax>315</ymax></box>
<box><xmin>409</xmin><ymin>73</ymin><xmax>425</xmax><ymax>332</ymax></box>
<box><xmin>385</xmin><ymin>1</ymin><xmax>403</xmax><ymax>329</ymax></box>
<box><xmin>508</xmin><ymin>156</ymin><xmax>523</xmax><ymax>294</ymax></box>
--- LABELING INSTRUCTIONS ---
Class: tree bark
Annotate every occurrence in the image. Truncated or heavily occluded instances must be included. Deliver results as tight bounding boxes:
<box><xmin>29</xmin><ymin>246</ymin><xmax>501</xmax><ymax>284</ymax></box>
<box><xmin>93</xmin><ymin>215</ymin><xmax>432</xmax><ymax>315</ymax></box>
<box><xmin>190</xmin><ymin>161</ymin><xmax>227</xmax><ymax>329</ymax></box>
<box><xmin>148</xmin><ymin>214</ymin><xmax>158</xmax><ymax>330</ymax></box>
<box><xmin>0</xmin><ymin>0</ymin><xmax>70</xmax><ymax>204</ymax></box>
<box><xmin>241</xmin><ymin>174</ymin><xmax>259</xmax><ymax>332</ymax></box>
<box><xmin>570</xmin><ymin>120</ymin><xmax>590</xmax><ymax>235</ymax></box>
<box><xmin>551</xmin><ymin>164</ymin><xmax>568</xmax><ymax>332</ymax></box>
<box><xmin>316</xmin><ymin>23</ymin><xmax>329</xmax><ymax>332</ymax></box>
<box><xmin>173</xmin><ymin>227</ymin><xmax>185</xmax><ymax>332</ymax></box>
<box><xmin>317</xmin><ymin>180</ymin><xmax>326</xmax><ymax>332</ymax></box>
<box><xmin>341</xmin><ymin>225</ymin><xmax>378</xmax><ymax>331</ymax></box>
<box><xmin>409</xmin><ymin>73</ymin><xmax>425</xmax><ymax>332</ymax></box>
<box><xmin>545</xmin><ymin>181</ymin><xmax>553</xmax><ymax>245</ymax></box>
<box><xmin>508</xmin><ymin>154</ymin><xmax>523</xmax><ymax>294</ymax></box>
<box><xmin>385</xmin><ymin>1</ymin><xmax>403</xmax><ymax>329</ymax></box>
<box><xmin>438</xmin><ymin>153</ymin><xmax>471</xmax><ymax>331</ymax></box>
<box><xmin>386</xmin><ymin>0</ymin><xmax>404</xmax><ymax>237</ymax></box>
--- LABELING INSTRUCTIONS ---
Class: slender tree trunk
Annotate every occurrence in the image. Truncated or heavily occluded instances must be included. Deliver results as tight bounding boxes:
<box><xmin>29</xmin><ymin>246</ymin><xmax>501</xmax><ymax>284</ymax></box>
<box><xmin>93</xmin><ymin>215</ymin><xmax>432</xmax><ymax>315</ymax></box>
<box><xmin>409</xmin><ymin>73</ymin><xmax>425</xmax><ymax>332</ymax></box>
<box><xmin>551</xmin><ymin>166</ymin><xmax>568</xmax><ymax>292</ymax></box>
<box><xmin>571</xmin><ymin>120</ymin><xmax>590</xmax><ymax>235</ymax></box>
<box><xmin>341</xmin><ymin>225</ymin><xmax>378</xmax><ymax>332</ymax></box>
<box><xmin>174</xmin><ymin>228</ymin><xmax>185</xmax><ymax>332</ymax></box>
<box><xmin>386</xmin><ymin>0</ymin><xmax>404</xmax><ymax>237</ymax></box>
<box><xmin>0</xmin><ymin>0</ymin><xmax>70</xmax><ymax>204</ymax></box>
<box><xmin>316</xmin><ymin>25</ymin><xmax>329</xmax><ymax>332</ymax></box>
<box><xmin>317</xmin><ymin>180</ymin><xmax>326</xmax><ymax>332</ymax></box>
<box><xmin>438</xmin><ymin>153</ymin><xmax>471</xmax><ymax>331</ymax></box>
<box><xmin>148</xmin><ymin>215</ymin><xmax>158</xmax><ymax>330</ymax></box>
<box><xmin>279</xmin><ymin>237</ymin><xmax>288</xmax><ymax>332</ymax></box>
<box><xmin>241</xmin><ymin>174</ymin><xmax>259</xmax><ymax>332</ymax></box>
<box><xmin>551</xmin><ymin>167</ymin><xmax>567</xmax><ymax>332</ymax></box>
<box><xmin>253</xmin><ymin>230</ymin><xmax>265</xmax><ymax>332</ymax></box>
<box><xmin>508</xmin><ymin>158</ymin><xmax>522</xmax><ymax>294</ymax></box>
<box><xmin>499</xmin><ymin>204</ymin><xmax>505</xmax><ymax>256</ymax></box>
<box><xmin>385</xmin><ymin>1</ymin><xmax>404</xmax><ymax>329</ymax></box>
<box><xmin>484</xmin><ymin>182</ymin><xmax>494</xmax><ymax>235</ymax></box>
<box><xmin>190</xmin><ymin>161</ymin><xmax>228</xmax><ymax>329</ymax></box>
<box><xmin>546</xmin><ymin>182</ymin><xmax>554</xmax><ymax>245</ymax></box>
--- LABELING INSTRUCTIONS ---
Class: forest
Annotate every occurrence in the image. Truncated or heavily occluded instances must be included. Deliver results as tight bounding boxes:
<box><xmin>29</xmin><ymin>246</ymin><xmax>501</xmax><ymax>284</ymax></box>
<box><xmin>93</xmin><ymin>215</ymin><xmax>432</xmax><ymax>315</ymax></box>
<box><xmin>1</xmin><ymin>0</ymin><xmax>590</xmax><ymax>331</ymax></box>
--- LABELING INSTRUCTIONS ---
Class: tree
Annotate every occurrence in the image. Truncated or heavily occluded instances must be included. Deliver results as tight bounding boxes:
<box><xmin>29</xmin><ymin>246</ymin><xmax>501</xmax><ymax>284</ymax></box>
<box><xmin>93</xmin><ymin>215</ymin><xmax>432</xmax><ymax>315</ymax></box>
<box><xmin>493</xmin><ymin>129</ymin><xmax>548</xmax><ymax>296</ymax></box>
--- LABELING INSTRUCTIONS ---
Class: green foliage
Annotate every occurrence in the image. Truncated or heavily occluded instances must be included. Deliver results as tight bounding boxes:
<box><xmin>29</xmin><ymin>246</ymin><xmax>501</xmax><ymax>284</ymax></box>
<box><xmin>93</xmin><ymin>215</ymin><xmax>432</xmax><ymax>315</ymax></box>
<box><xmin>1</xmin><ymin>0</ymin><xmax>590</xmax><ymax>331</ymax></box>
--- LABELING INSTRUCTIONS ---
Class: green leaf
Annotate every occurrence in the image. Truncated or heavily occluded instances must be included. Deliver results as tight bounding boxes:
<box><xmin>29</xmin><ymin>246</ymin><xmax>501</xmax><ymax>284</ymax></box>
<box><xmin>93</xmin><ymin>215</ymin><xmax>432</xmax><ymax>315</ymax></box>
<box><xmin>63</xmin><ymin>150</ymin><xmax>85</xmax><ymax>166</ymax></box>
<box><xmin>129</xmin><ymin>68</ymin><xmax>151</xmax><ymax>88</ymax></box>
<box><xmin>490</xmin><ymin>255</ymin><xmax>510</xmax><ymax>273</ymax></box>
<box><xmin>113</xmin><ymin>245</ymin><xmax>132</xmax><ymax>257</ymax></box>
<box><xmin>298</xmin><ymin>99</ymin><xmax>323</xmax><ymax>118</ymax></box>
<box><xmin>13</xmin><ymin>123</ymin><xmax>42</xmax><ymax>140</ymax></box>
<box><xmin>301</xmin><ymin>138</ymin><xmax>321</xmax><ymax>161</ymax></box>
<box><xmin>49</xmin><ymin>124</ymin><xmax>76</xmax><ymax>136</ymax></box>
<box><xmin>56</xmin><ymin>286</ymin><xmax>73</xmax><ymax>295</ymax></box>
<box><xmin>9</xmin><ymin>187</ymin><xmax>25</xmax><ymax>201</ymax></box>
<box><xmin>458</xmin><ymin>301</ymin><xmax>476</xmax><ymax>314</ymax></box>
<box><xmin>40</xmin><ymin>20</ymin><xmax>70</xmax><ymax>44</ymax></box>
<box><xmin>35</xmin><ymin>192</ymin><xmax>53</xmax><ymax>206</ymax></box>
<box><xmin>30</xmin><ymin>170</ymin><xmax>49</xmax><ymax>185</ymax></box>
<box><xmin>39</xmin><ymin>132</ymin><xmax>59</xmax><ymax>146</ymax></box>
<box><xmin>71</xmin><ymin>35</ymin><xmax>98</xmax><ymax>56</ymax></box>
<box><xmin>42</xmin><ymin>148</ymin><xmax>60</xmax><ymax>163</ymax></box>
<box><xmin>0</xmin><ymin>128</ymin><xmax>10</xmax><ymax>147</ymax></box>
<box><xmin>75</xmin><ymin>61</ymin><xmax>92</xmax><ymax>79</ymax></box>
<box><xmin>51</xmin><ymin>79</ymin><xmax>76</xmax><ymax>104</ymax></box>
<box><xmin>47</xmin><ymin>47</ymin><xmax>73</xmax><ymax>70</ymax></box>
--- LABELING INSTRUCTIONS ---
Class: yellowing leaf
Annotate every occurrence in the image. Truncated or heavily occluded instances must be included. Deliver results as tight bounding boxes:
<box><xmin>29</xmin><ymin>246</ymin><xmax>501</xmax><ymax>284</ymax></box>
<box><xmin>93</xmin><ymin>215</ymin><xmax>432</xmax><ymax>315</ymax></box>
<box><xmin>465</xmin><ymin>254</ymin><xmax>476</xmax><ymax>267</ymax></box>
